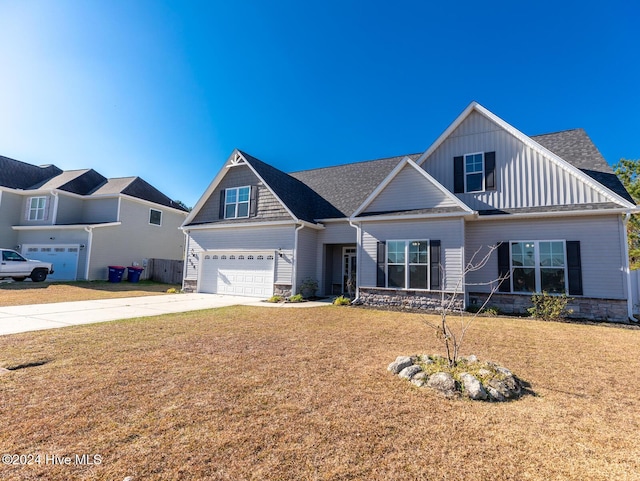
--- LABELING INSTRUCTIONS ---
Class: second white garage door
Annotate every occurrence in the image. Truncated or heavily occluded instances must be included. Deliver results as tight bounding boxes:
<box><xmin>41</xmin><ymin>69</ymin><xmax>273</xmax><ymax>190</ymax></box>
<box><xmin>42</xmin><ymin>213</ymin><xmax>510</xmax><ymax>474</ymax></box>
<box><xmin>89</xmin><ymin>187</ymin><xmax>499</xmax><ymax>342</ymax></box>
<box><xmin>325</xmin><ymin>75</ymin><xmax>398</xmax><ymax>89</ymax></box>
<box><xmin>199</xmin><ymin>251</ymin><xmax>275</xmax><ymax>297</ymax></box>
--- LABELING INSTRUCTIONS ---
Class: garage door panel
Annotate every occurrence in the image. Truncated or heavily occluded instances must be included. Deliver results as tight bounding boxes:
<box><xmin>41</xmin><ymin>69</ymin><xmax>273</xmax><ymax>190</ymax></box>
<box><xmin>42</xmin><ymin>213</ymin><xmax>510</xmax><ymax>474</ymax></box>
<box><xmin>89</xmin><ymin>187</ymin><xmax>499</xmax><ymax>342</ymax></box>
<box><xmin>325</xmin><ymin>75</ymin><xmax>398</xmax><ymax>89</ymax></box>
<box><xmin>22</xmin><ymin>244</ymin><xmax>79</xmax><ymax>281</ymax></box>
<box><xmin>199</xmin><ymin>251</ymin><xmax>274</xmax><ymax>297</ymax></box>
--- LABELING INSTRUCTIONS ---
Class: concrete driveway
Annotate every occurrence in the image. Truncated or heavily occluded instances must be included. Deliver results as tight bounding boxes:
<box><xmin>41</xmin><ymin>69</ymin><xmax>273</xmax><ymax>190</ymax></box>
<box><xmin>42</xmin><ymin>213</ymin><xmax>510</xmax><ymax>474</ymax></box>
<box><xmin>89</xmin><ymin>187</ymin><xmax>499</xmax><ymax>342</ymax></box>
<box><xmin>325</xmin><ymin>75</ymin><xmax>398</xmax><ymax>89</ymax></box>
<box><xmin>0</xmin><ymin>293</ymin><xmax>330</xmax><ymax>336</ymax></box>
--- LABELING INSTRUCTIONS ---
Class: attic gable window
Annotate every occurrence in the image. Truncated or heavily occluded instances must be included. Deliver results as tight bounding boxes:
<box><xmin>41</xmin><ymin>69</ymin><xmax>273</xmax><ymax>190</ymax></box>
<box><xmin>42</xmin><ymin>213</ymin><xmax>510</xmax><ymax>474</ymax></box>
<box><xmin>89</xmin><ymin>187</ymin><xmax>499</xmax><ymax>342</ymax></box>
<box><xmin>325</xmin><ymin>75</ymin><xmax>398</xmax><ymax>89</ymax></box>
<box><xmin>465</xmin><ymin>153</ymin><xmax>484</xmax><ymax>192</ymax></box>
<box><xmin>27</xmin><ymin>196</ymin><xmax>47</xmax><ymax>221</ymax></box>
<box><xmin>454</xmin><ymin>151</ymin><xmax>496</xmax><ymax>193</ymax></box>
<box><xmin>224</xmin><ymin>186</ymin><xmax>250</xmax><ymax>219</ymax></box>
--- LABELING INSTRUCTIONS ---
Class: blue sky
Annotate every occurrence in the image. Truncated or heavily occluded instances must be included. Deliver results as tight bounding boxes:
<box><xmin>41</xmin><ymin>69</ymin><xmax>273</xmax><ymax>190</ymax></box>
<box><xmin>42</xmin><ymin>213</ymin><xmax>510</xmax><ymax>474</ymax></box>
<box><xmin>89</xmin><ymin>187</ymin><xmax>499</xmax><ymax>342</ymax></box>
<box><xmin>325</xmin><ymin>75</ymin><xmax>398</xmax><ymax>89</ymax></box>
<box><xmin>0</xmin><ymin>1</ymin><xmax>638</xmax><ymax>208</ymax></box>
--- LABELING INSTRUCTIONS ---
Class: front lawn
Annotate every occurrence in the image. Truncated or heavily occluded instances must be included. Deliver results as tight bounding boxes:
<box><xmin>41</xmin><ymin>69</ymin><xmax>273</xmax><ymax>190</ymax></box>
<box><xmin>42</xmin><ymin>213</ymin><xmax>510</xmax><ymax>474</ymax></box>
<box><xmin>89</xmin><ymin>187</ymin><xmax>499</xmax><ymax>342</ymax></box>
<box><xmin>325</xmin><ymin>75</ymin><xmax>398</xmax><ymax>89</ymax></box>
<box><xmin>0</xmin><ymin>307</ymin><xmax>638</xmax><ymax>480</ymax></box>
<box><xmin>0</xmin><ymin>280</ymin><xmax>180</xmax><ymax>306</ymax></box>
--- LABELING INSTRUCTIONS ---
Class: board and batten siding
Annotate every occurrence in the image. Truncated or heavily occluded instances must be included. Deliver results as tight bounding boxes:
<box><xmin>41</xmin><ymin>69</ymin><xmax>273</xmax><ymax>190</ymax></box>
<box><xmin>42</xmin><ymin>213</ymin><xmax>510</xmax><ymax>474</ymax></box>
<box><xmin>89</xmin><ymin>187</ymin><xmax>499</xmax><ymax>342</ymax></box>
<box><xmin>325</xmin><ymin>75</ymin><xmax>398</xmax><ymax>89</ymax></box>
<box><xmin>465</xmin><ymin>215</ymin><xmax>626</xmax><ymax>299</ymax></box>
<box><xmin>190</xmin><ymin>164</ymin><xmax>292</xmax><ymax>224</ymax></box>
<box><xmin>359</xmin><ymin>218</ymin><xmax>464</xmax><ymax>291</ymax></box>
<box><xmin>185</xmin><ymin>225</ymin><xmax>295</xmax><ymax>285</ymax></box>
<box><xmin>422</xmin><ymin>111</ymin><xmax>610</xmax><ymax>210</ymax></box>
<box><xmin>363</xmin><ymin>164</ymin><xmax>459</xmax><ymax>213</ymax></box>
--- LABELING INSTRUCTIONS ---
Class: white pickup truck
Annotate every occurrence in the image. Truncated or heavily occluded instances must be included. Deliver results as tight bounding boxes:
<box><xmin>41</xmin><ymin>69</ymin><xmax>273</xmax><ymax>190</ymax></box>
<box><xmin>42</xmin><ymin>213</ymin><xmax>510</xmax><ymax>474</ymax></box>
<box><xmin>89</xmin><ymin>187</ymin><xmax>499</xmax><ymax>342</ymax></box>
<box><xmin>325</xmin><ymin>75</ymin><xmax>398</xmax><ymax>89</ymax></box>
<box><xmin>0</xmin><ymin>248</ymin><xmax>55</xmax><ymax>282</ymax></box>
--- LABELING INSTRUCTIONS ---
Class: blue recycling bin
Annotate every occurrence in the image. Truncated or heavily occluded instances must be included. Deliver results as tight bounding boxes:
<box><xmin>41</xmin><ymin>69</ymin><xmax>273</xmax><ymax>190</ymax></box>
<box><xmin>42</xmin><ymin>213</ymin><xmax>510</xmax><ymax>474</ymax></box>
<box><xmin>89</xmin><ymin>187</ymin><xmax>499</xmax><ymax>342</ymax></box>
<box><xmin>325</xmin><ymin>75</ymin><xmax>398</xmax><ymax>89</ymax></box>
<box><xmin>108</xmin><ymin>266</ymin><xmax>126</xmax><ymax>283</ymax></box>
<box><xmin>127</xmin><ymin>266</ymin><xmax>144</xmax><ymax>283</ymax></box>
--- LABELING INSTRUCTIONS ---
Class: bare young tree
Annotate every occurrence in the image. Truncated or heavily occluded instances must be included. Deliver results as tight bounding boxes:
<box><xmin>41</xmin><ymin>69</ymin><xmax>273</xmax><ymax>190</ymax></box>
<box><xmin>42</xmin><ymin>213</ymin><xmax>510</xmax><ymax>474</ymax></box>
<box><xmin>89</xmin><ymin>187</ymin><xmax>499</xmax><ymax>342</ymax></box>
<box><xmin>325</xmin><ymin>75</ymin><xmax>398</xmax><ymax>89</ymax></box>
<box><xmin>424</xmin><ymin>243</ymin><xmax>508</xmax><ymax>367</ymax></box>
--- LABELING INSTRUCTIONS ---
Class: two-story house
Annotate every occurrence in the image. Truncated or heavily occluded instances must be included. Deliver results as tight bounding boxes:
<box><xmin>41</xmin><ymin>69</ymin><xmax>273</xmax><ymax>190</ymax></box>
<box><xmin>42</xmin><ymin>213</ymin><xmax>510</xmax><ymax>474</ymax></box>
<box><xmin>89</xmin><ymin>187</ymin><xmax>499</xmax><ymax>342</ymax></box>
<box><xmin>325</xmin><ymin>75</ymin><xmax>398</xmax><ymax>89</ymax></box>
<box><xmin>181</xmin><ymin>102</ymin><xmax>637</xmax><ymax>321</ymax></box>
<box><xmin>0</xmin><ymin>156</ymin><xmax>189</xmax><ymax>280</ymax></box>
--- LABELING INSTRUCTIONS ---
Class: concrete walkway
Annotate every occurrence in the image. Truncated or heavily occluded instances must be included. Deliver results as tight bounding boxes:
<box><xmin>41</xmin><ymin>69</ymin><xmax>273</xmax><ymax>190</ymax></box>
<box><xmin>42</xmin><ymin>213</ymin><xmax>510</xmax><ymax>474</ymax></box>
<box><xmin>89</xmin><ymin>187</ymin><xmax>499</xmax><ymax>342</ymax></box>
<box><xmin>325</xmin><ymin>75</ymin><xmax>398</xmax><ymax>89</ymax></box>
<box><xmin>0</xmin><ymin>294</ymin><xmax>330</xmax><ymax>336</ymax></box>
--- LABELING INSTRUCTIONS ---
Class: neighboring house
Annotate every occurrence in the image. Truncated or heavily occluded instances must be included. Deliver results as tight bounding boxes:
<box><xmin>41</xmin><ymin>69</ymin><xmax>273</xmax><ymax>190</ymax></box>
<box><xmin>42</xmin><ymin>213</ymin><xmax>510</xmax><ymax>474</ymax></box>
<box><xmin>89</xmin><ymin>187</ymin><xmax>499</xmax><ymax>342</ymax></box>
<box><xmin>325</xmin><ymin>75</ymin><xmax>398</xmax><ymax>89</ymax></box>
<box><xmin>181</xmin><ymin>102</ymin><xmax>638</xmax><ymax>321</ymax></box>
<box><xmin>0</xmin><ymin>156</ymin><xmax>189</xmax><ymax>280</ymax></box>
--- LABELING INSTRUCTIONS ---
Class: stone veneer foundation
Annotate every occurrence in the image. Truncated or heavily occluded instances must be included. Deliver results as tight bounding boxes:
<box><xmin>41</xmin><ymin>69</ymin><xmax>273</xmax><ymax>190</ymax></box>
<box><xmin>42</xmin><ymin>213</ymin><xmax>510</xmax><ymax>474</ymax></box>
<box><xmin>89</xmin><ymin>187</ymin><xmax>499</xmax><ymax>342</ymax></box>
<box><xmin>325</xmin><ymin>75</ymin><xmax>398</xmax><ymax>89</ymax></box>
<box><xmin>359</xmin><ymin>288</ymin><xmax>464</xmax><ymax>311</ymax></box>
<box><xmin>468</xmin><ymin>292</ymin><xmax>630</xmax><ymax>323</ymax></box>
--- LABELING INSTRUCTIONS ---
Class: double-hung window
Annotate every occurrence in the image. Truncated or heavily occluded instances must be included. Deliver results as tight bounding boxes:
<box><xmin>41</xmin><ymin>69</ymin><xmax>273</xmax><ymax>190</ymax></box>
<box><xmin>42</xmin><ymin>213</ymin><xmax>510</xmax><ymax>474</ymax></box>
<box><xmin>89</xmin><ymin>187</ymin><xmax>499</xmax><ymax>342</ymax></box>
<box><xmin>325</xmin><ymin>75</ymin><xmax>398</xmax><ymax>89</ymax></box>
<box><xmin>464</xmin><ymin>153</ymin><xmax>484</xmax><ymax>192</ymax></box>
<box><xmin>510</xmin><ymin>241</ymin><xmax>566</xmax><ymax>293</ymax></box>
<box><xmin>224</xmin><ymin>186</ymin><xmax>250</xmax><ymax>219</ymax></box>
<box><xmin>387</xmin><ymin>240</ymin><xmax>429</xmax><ymax>289</ymax></box>
<box><xmin>28</xmin><ymin>196</ymin><xmax>47</xmax><ymax>221</ymax></box>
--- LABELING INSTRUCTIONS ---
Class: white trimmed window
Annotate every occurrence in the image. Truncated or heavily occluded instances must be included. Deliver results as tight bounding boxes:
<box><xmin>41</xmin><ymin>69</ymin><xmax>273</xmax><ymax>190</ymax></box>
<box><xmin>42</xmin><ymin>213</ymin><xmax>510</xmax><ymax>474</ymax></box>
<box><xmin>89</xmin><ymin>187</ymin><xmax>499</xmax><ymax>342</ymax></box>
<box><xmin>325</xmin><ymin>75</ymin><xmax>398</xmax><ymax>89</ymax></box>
<box><xmin>149</xmin><ymin>208</ymin><xmax>162</xmax><ymax>226</ymax></box>
<box><xmin>510</xmin><ymin>241</ymin><xmax>566</xmax><ymax>293</ymax></box>
<box><xmin>28</xmin><ymin>196</ymin><xmax>47</xmax><ymax>221</ymax></box>
<box><xmin>465</xmin><ymin>153</ymin><xmax>484</xmax><ymax>193</ymax></box>
<box><xmin>386</xmin><ymin>240</ymin><xmax>429</xmax><ymax>289</ymax></box>
<box><xmin>224</xmin><ymin>186</ymin><xmax>250</xmax><ymax>219</ymax></box>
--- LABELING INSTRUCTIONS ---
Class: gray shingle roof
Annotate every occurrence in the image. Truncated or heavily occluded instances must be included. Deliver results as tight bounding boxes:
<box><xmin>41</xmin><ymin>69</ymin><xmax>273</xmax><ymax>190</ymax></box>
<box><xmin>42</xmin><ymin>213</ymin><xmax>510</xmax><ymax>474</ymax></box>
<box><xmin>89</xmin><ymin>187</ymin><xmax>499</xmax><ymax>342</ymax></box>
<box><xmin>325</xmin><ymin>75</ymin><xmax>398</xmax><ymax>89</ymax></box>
<box><xmin>0</xmin><ymin>155</ymin><xmax>187</xmax><ymax>211</ymax></box>
<box><xmin>531</xmin><ymin>129</ymin><xmax>634</xmax><ymax>203</ymax></box>
<box><xmin>239</xmin><ymin>152</ymin><xmax>421</xmax><ymax>222</ymax></box>
<box><xmin>0</xmin><ymin>155</ymin><xmax>62</xmax><ymax>189</ymax></box>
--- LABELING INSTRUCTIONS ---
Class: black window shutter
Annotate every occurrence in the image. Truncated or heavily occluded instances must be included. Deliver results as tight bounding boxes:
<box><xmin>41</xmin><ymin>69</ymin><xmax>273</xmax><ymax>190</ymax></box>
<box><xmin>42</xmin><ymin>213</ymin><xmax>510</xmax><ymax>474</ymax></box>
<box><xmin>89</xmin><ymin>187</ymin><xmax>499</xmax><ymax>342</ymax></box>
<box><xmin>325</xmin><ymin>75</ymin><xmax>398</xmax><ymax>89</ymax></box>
<box><xmin>249</xmin><ymin>186</ymin><xmax>258</xmax><ymax>217</ymax></box>
<box><xmin>485</xmin><ymin>151</ymin><xmax>496</xmax><ymax>190</ymax></box>
<box><xmin>566</xmin><ymin>241</ymin><xmax>583</xmax><ymax>295</ymax></box>
<box><xmin>430</xmin><ymin>240</ymin><xmax>441</xmax><ymax>290</ymax></box>
<box><xmin>454</xmin><ymin>156</ymin><xmax>464</xmax><ymax>193</ymax></box>
<box><xmin>376</xmin><ymin>242</ymin><xmax>386</xmax><ymax>287</ymax></box>
<box><xmin>497</xmin><ymin>242</ymin><xmax>510</xmax><ymax>292</ymax></box>
<box><xmin>219</xmin><ymin>190</ymin><xmax>226</xmax><ymax>219</ymax></box>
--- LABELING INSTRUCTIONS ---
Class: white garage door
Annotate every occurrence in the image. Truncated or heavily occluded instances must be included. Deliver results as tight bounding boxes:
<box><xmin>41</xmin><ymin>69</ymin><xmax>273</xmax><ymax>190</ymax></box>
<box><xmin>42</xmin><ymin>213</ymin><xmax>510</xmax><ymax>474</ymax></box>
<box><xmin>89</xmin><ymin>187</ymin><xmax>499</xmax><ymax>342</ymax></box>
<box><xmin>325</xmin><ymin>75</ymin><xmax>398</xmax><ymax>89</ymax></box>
<box><xmin>22</xmin><ymin>245</ymin><xmax>79</xmax><ymax>281</ymax></box>
<box><xmin>199</xmin><ymin>251</ymin><xmax>275</xmax><ymax>297</ymax></box>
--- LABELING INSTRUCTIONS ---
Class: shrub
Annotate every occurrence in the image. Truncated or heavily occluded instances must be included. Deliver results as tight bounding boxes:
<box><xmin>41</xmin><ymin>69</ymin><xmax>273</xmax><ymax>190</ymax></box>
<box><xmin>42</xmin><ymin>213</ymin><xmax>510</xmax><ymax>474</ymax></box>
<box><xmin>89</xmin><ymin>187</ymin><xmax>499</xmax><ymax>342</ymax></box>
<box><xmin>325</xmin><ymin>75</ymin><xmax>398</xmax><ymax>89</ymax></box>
<box><xmin>299</xmin><ymin>278</ymin><xmax>319</xmax><ymax>298</ymax></box>
<box><xmin>166</xmin><ymin>288</ymin><xmax>180</xmax><ymax>294</ymax></box>
<box><xmin>527</xmin><ymin>292</ymin><xmax>573</xmax><ymax>322</ymax></box>
<box><xmin>267</xmin><ymin>295</ymin><xmax>284</xmax><ymax>303</ymax></box>
<box><xmin>288</xmin><ymin>294</ymin><xmax>304</xmax><ymax>303</ymax></box>
<box><xmin>333</xmin><ymin>295</ymin><xmax>351</xmax><ymax>306</ymax></box>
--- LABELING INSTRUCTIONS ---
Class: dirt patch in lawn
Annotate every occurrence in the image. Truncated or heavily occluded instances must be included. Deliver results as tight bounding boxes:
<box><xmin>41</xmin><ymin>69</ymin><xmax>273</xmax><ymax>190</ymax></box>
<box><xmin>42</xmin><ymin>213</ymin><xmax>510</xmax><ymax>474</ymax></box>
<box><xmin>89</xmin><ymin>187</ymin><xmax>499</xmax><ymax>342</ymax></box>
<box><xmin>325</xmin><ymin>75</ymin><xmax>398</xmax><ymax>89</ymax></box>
<box><xmin>0</xmin><ymin>306</ymin><xmax>639</xmax><ymax>480</ymax></box>
<box><xmin>0</xmin><ymin>281</ymin><xmax>180</xmax><ymax>306</ymax></box>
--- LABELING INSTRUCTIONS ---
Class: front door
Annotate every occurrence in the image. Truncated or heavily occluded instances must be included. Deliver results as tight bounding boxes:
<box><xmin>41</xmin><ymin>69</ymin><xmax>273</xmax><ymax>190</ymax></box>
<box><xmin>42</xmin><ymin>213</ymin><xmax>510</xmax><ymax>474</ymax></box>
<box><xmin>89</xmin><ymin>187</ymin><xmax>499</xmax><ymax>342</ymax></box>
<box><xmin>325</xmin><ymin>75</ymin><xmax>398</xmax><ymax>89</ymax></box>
<box><xmin>342</xmin><ymin>247</ymin><xmax>357</xmax><ymax>296</ymax></box>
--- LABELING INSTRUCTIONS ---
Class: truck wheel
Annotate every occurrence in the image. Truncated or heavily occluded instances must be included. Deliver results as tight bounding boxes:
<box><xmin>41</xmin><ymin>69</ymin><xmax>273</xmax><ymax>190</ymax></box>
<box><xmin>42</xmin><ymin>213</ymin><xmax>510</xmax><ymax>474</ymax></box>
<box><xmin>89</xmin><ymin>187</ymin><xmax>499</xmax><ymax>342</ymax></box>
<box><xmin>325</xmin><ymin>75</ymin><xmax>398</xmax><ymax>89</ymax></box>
<box><xmin>12</xmin><ymin>277</ymin><xmax>26</xmax><ymax>282</ymax></box>
<box><xmin>30</xmin><ymin>270</ymin><xmax>48</xmax><ymax>282</ymax></box>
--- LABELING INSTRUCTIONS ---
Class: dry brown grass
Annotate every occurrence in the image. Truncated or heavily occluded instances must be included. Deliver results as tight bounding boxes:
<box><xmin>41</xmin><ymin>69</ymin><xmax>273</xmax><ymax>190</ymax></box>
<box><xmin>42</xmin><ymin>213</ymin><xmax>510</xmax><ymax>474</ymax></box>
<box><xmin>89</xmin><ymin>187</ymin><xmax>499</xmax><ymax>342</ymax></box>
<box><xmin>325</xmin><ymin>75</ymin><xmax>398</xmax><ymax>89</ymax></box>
<box><xmin>0</xmin><ymin>306</ymin><xmax>639</xmax><ymax>481</ymax></box>
<box><xmin>0</xmin><ymin>281</ymin><xmax>179</xmax><ymax>307</ymax></box>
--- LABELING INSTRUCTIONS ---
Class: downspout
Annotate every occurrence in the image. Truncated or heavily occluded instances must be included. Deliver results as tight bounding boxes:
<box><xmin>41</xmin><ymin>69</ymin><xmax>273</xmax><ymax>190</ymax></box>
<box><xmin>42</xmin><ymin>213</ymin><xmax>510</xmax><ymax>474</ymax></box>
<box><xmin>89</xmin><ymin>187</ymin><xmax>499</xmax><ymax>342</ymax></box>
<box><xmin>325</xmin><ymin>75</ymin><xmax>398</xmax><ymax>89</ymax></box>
<box><xmin>182</xmin><ymin>230</ymin><xmax>190</xmax><ymax>291</ymax></box>
<box><xmin>622</xmin><ymin>213</ymin><xmax>635</xmax><ymax>321</ymax></box>
<box><xmin>348</xmin><ymin>218</ymin><xmax>361</xmax><ymax>303</ymax></box>
<box><xmin>291</xmin><ymin>224</ymin><xmax>304</xmax><ymax>295</ymax></box>
<box><xmin>50</xmin><ymin>190</ymin><xmax>59</xmax><ymax>225</ymax></box>
<box><xmin>83</xmin><ymin>226</ymin><xmax>93</xmax><ymax>280</ymax></box>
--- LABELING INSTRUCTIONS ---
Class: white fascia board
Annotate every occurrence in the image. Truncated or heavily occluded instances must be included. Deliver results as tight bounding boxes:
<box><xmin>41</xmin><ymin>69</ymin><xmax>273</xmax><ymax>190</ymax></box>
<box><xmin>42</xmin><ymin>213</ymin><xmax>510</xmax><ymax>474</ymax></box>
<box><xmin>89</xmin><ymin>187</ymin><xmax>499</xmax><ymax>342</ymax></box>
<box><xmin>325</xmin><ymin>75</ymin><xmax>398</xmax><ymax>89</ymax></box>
<box><xmin>469</xmin><ymin>207</ymin><xmax>636</xmax><ymax>222</ymax></box>
<box><xmin>351</xmin><ymin>211</ymin><xmax>475</xmax><ymax>223</ymax></box>
<box><xmin>12</xmin><ymin>222</ymin><xmax>122</xmax><ymax>230</ymax></box>
<box><xmin>417</xmin><ymin>102</ymin><xmax>635</xmax><ymax>209</ymax></box>
<box><xmin>183</xmin><ymin>149</ymin><xmax>242</xmax><ymax>225</ymax></box>
<box><xmin>182</xmin><ymin>149</ymin><xmax>299</xmax><ymax>227</ymax></box>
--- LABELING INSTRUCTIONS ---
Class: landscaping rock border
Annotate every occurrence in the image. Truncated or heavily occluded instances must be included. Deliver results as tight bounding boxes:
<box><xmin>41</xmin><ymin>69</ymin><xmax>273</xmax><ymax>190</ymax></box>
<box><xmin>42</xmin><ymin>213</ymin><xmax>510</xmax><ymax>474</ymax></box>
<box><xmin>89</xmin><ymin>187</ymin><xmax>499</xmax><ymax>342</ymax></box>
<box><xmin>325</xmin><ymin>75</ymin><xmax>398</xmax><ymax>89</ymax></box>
<box><xmin>388</xmin><ymin>354</ymin><xmax>523</xmax><ymax>402</ymax></box>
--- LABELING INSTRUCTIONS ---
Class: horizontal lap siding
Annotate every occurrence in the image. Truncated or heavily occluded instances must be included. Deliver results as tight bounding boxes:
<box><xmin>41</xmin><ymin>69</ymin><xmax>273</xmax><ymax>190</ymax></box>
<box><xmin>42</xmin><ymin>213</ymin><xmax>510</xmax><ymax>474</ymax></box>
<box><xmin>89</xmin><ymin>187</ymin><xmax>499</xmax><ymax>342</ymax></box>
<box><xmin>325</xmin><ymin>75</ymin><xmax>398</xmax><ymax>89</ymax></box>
<box><xmin>364</xmin><ymin>165</ymin><xmax>458</xmax><ymax>213</ymax></box>
<box><xmin>465</xmin><ymin>215</ymin><xmax>626</xmax><ymax>299</ymax></box>
<box><xmin>185</xmin><ymin>225</ymin><xmax>295</xmax><ymax>284</ymax></box>
<box><xmin>360</xmin><ymin>219</ymin><xmax>464</xmax><ymax>291</ymax></box>
<box><xmin>422</xmin><ymin>111</ymin><xmax>609</xmax><ymax>210</ymax></box>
